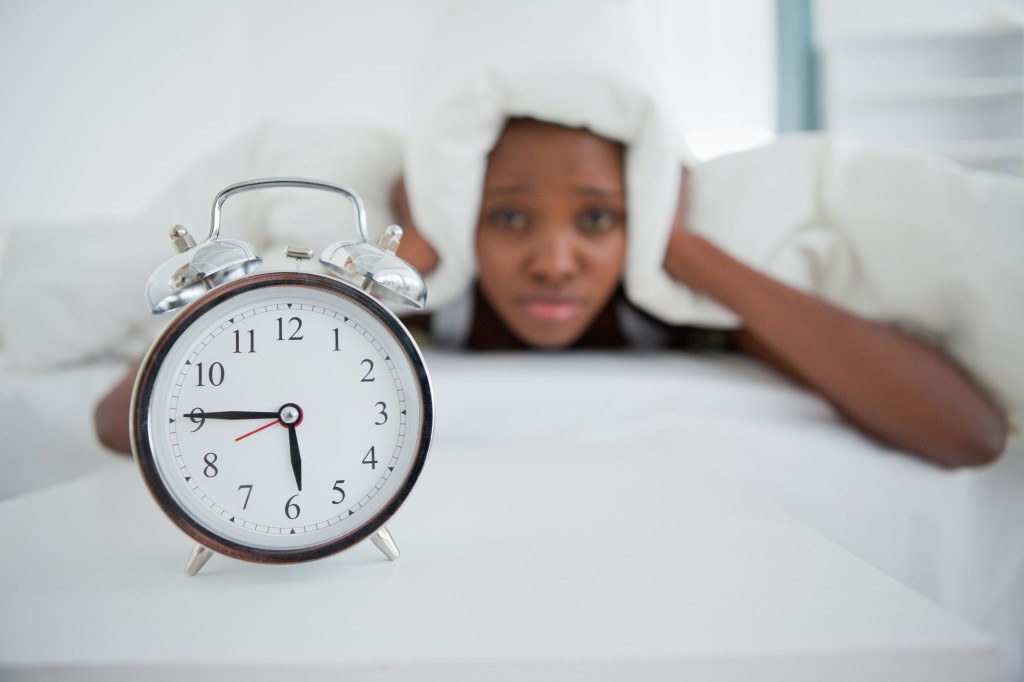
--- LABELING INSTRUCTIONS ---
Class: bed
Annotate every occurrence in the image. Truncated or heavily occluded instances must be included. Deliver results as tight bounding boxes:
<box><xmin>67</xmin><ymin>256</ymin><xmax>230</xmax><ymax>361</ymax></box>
<box><xmin>1</xmin><ymin>122</ymin><xmax>1022</xmax><ymax>680</ymax></box>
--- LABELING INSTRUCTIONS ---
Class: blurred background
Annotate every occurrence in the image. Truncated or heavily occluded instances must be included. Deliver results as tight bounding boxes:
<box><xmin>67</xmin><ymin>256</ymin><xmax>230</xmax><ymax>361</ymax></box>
<box><xmin>0</xmin><ymin>0</ymin><xmax>1022</xmax><ymax>227</ymax></box>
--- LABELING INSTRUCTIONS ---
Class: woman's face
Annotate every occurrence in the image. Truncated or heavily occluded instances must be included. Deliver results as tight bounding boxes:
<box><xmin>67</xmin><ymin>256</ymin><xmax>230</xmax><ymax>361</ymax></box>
<box><xmin>475</xmin><ymin>119</ymin><xmax>627</xmax><ymax>348</ymax></box>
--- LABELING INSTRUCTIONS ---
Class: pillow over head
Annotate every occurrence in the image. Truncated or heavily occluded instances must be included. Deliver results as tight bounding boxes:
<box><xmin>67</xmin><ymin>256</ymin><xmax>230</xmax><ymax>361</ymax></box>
<box><xmin>403</xmin><ymin>0</ymin><xmax>733</xmax><ymax>323</ymax></box>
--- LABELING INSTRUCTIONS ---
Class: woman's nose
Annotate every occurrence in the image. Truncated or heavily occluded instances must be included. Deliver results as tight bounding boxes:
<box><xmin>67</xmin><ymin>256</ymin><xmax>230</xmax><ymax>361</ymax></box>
<box><xmin>527</xmin><ymin>228</ymin><xmax>581</xmax><ymax>283</ymax></box>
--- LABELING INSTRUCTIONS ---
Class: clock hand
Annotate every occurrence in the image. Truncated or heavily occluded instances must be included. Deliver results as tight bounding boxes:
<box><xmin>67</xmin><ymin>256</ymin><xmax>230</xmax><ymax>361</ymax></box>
<box><xmin>189</xmin><ymin>407</ymin><xmax>293</xmax><ymax>436</ymax></box>
<box><xmin>287</xmin><ymin>423</ymin><xmax>302</xmax><ymax>492</ymax></box>
<box><xmin>235</xmin><ymin>420</ymin><xmax>280</xmax><ymax>442</ymax></box>
<box><xmin>193</xmin><ymin>409</ymin><xmax>281</xmax><ymax>420</ymax></box>
<box><xmin>195</xmin><ymin>403</ymin><xmax>304</xmax><ymax>490</ymax></box>
<box><xmin>187</xmin><ymin>408</ymin><xmax>282</xmax><ymax>433</ymax></box>
<box><xmin>268</xmin><ymin>403</ymin><xmax>305</xmax><ymax>491</ymax></box>
<box><xmin>234</xmin><ymin>403</ymin><xmax>305</xmax><ymax>446</ymax></box>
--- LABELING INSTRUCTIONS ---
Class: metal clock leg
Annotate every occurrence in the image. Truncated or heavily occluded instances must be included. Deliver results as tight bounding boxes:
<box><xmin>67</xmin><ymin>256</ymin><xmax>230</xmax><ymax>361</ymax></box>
<box><xmin>371</xmin><ymin>526</ymin><xmax>400</xmax><ymax>561</ymax></box>
<box><xmin>185</xmin><ymin>544</ymin><xmax>215</xmax><ymax>576</ymax></box>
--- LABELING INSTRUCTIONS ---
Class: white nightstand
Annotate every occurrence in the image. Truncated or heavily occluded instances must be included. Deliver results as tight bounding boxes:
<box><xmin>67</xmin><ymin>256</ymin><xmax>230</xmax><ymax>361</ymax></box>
<box><xmin>0</xmin><ymin>444</ymin><xmax>1003</xmax><ymax>680</ymax></box>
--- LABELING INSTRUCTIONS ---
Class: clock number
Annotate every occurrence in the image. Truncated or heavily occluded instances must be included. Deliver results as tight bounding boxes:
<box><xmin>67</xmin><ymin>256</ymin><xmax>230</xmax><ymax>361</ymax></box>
<box><xmin>362</xmin><ymin>446</ymin><xmax>377</xmax><ymax>469</ymax></box>
<box><xmin>361</xmin><ymin>358</ymin><xmax>375</xmax><ymax>382</ymax></box>
<box><xmin>374</xmin><ymin>402</ymin><xmax>388</xmax><ymax>425</ymax></box>
<box><xmin>233</xmin><ymin>329</ymin><xmax>256</xmax><ymax>354</ymax></box>
<box><xmin>238</xmin><ymin>484</ymin><xmax>254</xmax><ymax>509</ymax></box>
<box><xmin>331</xmin><ymin>480</ymin><xmax>346</xmax><ymax>504</ymax></box>
<box><xmin>284</xmin><ymin>494</ymin><xmax>301</xmax><ymax>520</ymax></box>
<box><xmin>203</xmin><ymin>452</ymin><xmax>219</xmax><ymax>478</ymax></box>
<box><xmin>333</xmin><ymin>328</ymin><xmax>341</xmax><ymax>351</ymax></box>
<box><xmin>277</xmin><ymin>316</ymin><xmax>304</xmax><ymax>341</ymax></box>
<box><xmin>187</xmin><ymin>407</ymin><xmax>206</xmax><ymax>432</ymax></box>
<box><xmin>195</xmin><ymin>362</ymin><xmax>225</xmax><ymax>387</ymax></box>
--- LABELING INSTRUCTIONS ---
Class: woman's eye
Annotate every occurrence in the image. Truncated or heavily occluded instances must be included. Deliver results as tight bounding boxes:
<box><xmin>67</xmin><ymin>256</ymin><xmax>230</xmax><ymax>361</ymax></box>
<box><xmin>487</xmin><ymin>209</ymin><xmax>529</xmax><ymax>230</ymax></box>
<box><xmin>578</xmin><ymin>209</ymin><xmax>621</xmax><ymax>233</ymax></box>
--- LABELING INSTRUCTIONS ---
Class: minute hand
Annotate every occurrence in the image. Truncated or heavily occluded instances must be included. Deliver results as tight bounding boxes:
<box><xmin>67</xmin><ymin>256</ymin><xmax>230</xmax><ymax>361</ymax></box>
<box><xmin>196</xmin><ymin>410</ymin><xmax>280</xmax><ymax>420</ymax></box>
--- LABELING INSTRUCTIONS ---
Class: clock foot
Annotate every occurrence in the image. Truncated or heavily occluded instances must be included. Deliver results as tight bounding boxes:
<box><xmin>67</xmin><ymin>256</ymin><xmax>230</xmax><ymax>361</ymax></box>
<box><xmin>371</xmin><ymin>526</ymin><xmax>400</xmax><ymax>561</ymax></box>
<box><xmin>185</xmin><ymin>543</ymin><xmax>215</xmax><ymax>576</ymax></box>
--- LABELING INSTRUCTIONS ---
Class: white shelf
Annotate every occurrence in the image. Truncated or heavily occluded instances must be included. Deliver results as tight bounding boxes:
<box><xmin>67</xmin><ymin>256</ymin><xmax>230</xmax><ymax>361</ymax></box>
<box><xmin>814</xmin><ymin>0</ymin><xmax>1024</xmax><ymax>44</ymax></box>
<box><xmin>930</xmin><ymin>137</ymin><xmax>1024</xmax><ymax>161</ymax></box>
<box><xmin>816</xmin><ymin>1</ymin><xmax>1024</xmax><ymax>178</ymax></box>
<box><xmin>840</xmin><ymin>75</ymin><xmax>1024</xmax><ymax>101</ymax></box>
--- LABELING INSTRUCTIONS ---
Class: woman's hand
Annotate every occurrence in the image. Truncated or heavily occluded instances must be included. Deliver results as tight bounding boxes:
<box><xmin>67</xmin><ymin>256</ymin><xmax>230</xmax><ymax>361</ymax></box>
<box><xmin>391</xmin><ymin>176</ymin><xmax>440</xmax><ymax>276</ymax></box>
<box><xmin>662</xmin><ymin>167</ymin><xmax>698</xmax><ymax>286</ymax></box>
<box><xmin>662</xmin><ymin>166</ymin><xmax>713</xmax><ymax>291</ymax></box>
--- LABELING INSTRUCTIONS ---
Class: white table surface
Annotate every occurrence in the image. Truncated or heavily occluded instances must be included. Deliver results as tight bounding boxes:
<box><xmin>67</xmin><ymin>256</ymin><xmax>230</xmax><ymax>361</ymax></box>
<box><xmin>0</xmin><ymin>442</ymin><xmax>1004</xmax><ymax>681</ymax></box>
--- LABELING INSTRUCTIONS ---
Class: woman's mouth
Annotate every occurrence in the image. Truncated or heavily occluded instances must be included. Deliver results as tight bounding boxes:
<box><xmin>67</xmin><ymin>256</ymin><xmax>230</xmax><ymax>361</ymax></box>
<box><xmin>521</xmin><ymin>296</ymin><xmax>585</xmax><ymax>322</ymax></box>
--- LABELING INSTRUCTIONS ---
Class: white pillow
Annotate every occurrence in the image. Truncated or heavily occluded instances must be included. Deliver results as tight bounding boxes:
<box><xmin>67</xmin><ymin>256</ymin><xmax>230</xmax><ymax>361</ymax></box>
<box><xmin>685</xmin><ymin>135</ymin><xmax>1024</xmax><ymax>431</ymax></box>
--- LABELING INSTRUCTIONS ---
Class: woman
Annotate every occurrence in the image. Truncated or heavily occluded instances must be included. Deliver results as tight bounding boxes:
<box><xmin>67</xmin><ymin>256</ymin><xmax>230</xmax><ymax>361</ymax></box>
<box><xmin>95</xmin><ymin>117</ymin><xmax>1007</xmax><ymax>467</ymax></box>
<box><xmin>393</xmin><ymin>117</ymin><xmax>1007</xmax><ymax>468</ymax></box>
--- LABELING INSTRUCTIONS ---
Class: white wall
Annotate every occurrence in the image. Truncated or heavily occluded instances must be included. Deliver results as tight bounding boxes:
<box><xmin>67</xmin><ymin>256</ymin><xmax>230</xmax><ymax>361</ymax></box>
<box><xmin>0</xmin><ymin>0</ymin><xmax>776</xmax><ymax>225</ymax></box>
<box><xmin>0</xmin><ymin>1</ymin><xmax>246</xmax><ymax>224</ymax></box>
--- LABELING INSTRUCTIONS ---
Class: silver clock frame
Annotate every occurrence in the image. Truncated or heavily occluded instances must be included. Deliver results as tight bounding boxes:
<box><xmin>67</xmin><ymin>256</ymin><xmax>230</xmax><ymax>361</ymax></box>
<box><xmin>131</xmin><ymin>177</ymin><xmax>432</xmax><ymax>575</ymax></box>
<box><xmin>131</xmin><ymin>271</ymin><xmax>434</xmax><ymax>573</ymax></box>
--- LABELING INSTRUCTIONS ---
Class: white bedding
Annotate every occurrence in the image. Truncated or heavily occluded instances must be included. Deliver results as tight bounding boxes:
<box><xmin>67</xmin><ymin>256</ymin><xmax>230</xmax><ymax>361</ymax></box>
<box><xmin>2</xmin><ymin>351</ymin><xmax>1021</xmax><ymax>679</ymax></box>
<box><xmin>401</xmin><ymin>0</ymin><xmax>1024</xmax><ymax>432</ymax></box>
<box><xmin>0</xmin><ymin>360</ymin><xmax>125</xmax><ymax>500</ymax></box>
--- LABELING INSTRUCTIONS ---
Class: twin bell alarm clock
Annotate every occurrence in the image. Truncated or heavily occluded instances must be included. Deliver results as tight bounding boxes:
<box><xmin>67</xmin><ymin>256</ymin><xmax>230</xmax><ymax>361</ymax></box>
<box><xmin>130</xmin><ymin>177</ymin><xmax>433</xmax><ymax>576</ymax></box>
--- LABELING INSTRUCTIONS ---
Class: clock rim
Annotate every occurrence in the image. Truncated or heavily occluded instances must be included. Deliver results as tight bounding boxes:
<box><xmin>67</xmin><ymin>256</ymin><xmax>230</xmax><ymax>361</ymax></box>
<box><xmin>130</xmin><ymin>270</ymin><xmax>433</xmax><ymax>565</ymax></box>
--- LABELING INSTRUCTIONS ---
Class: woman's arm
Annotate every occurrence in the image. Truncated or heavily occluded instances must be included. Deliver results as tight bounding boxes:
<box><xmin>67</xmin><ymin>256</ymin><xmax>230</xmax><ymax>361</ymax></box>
<box><xmin>663</xmin><ymin>174</ymin><xmax>1007</xmax><ymax>468</ymax></box>
<box><xmin>94</xmin><ymin>359</ymin><xmax>141</xmax><ymax>455</ymax></box>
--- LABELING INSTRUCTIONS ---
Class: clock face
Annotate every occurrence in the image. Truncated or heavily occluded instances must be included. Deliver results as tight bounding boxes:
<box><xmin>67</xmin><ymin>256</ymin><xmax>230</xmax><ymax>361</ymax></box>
<box><xmin>132</xmin><ymin>272</ymin><xmax>432</xmax><ymax>563</ymax></box>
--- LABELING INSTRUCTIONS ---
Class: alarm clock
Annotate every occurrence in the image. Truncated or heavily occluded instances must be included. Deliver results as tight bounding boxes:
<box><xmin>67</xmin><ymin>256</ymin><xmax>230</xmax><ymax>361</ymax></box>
<box><xmin>130</xmin><ymin>177</ymin><xmax>433</xmax><ymax>576</ymax></box>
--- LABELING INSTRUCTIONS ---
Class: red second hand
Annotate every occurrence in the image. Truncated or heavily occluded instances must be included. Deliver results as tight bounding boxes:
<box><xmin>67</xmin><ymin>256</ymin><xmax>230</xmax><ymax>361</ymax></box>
<box><xmin>235</xmin><ymin>420</ymin><xmax>279</xmax><ymax>442</ymax></box>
